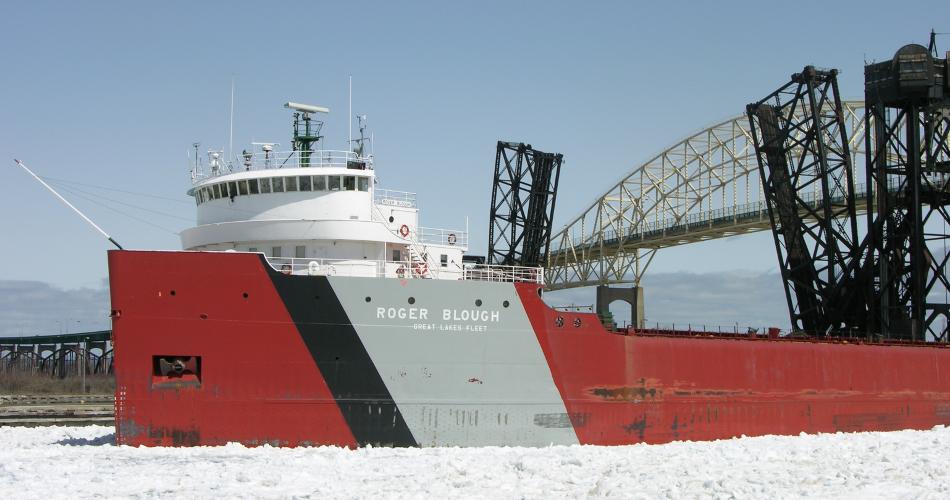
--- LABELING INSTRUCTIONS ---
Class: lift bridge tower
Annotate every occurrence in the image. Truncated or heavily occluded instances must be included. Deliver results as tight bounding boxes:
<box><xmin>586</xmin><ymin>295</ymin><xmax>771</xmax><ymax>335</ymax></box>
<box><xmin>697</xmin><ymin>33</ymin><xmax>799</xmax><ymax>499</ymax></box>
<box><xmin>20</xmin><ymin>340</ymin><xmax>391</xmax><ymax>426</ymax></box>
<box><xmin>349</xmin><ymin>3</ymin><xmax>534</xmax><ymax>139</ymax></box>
<box><xmin>865</xmin><ymin>37</ymin><xmax>950</xmax><ymax>341</ymax></box>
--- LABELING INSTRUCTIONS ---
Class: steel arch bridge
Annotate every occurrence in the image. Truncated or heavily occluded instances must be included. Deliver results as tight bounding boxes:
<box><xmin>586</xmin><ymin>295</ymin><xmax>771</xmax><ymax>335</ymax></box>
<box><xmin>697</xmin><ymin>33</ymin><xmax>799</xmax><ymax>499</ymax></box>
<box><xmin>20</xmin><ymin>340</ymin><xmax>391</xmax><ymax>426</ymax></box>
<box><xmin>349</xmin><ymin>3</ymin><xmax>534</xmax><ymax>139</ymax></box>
<box><xmin>545</xmin><ymin>100</ymin><xmax>870</xmax><ymax>291</ymax></box>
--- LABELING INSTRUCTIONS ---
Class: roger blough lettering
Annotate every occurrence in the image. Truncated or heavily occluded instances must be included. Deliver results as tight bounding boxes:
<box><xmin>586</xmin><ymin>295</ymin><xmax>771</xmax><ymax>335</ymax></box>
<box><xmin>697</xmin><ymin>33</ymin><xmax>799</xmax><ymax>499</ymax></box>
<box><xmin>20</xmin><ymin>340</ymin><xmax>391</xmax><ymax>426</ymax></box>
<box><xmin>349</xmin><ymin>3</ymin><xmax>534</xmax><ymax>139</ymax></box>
<box><xmin>376</xmin><ymin>307</ymin><xmax>501</xmax><ymax>322</ymax></box>
<box><xmin>377</xmin><ymin>307</ymin><xmax>429</xmax><ymax>320</ymax></box>
<box><xmin>443</xmin><ymin>309</ymin><xmax>500</xmax><ymax>322</ymax></box>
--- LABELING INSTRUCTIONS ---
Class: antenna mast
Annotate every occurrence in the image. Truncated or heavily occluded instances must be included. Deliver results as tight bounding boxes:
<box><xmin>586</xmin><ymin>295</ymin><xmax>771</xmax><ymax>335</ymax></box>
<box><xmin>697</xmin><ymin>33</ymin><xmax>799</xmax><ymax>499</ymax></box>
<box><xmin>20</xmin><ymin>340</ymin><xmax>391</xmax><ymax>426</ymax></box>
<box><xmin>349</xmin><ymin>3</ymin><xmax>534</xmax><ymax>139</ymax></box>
<box><xmin>229</xmin><ymin>78</ymin><xmax>235</xmax><ymax>164</ymax></box>
<box><xmin>348</xmin><ymin>76</ymin><xmax>353</xmax><ymax>151</ymax></box>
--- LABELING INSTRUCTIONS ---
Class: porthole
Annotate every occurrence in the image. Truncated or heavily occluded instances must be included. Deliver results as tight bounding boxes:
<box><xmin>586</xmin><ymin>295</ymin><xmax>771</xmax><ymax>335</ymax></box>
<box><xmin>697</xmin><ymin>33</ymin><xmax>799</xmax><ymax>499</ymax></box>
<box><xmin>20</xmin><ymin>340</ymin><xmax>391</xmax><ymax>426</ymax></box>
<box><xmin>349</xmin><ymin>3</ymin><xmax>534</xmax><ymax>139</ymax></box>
<box><xmin>389</xmin><ymin>216</ymin><xmax>395</xmax><ymax>223</ymax></box>
<box><xmin>475</xmin><ymin>299</ymin><xmax>482</xmax><ymax>307</ymax></box>
<box><xmin>408</xmin><ymin>297</ymin><xmax>416</xmax><ymax>305</ymax></box>
<box><xmin>242</xmin><ymin>292</ymin><xmax>249</xmax><ymax>299</ymax></box>
<box><xmin>555</xmin><ymin>316</ymin><xmax>564</xmax><ymax>327</ymax></box>
<box><xmin>365</xmin><ymin>296</ymin><xmax>372</xmax><ymax>302</ymax></box>
<box><xmin>573</xmin><ymin>317</ymin><xmax>582</xmax><ymax>328</ymax></box>
<box><xmin>503</xmin><ymin>300</ymin><xmax>510</xmax><ymax>308</ymax></box>
<box><xmin>170</xmin><ymin>290</ymin><xmax>177</xmax><ymax>296</ymax></box>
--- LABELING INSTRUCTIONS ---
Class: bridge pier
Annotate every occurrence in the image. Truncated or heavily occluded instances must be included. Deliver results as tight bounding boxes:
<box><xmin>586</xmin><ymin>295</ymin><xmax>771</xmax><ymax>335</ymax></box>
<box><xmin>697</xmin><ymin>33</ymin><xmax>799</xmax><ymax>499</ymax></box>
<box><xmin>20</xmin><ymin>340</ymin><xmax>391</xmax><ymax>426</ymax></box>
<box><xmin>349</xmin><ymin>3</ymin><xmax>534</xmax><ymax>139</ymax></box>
<box><xmin>596</xmin><ymin>285</ymin><xmax>644</xmax><ymax>329</ymax></box>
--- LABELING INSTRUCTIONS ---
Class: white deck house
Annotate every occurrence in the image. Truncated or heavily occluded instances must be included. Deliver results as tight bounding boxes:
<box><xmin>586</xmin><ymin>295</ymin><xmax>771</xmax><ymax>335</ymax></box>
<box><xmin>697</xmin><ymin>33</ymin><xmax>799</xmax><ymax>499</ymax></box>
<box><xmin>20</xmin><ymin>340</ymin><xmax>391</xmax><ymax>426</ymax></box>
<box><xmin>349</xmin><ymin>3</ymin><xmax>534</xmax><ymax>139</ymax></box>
<box><xmin>181</xmin><ymin>103</ymin><xmax>540</xmax><ymax>283</ymax></box>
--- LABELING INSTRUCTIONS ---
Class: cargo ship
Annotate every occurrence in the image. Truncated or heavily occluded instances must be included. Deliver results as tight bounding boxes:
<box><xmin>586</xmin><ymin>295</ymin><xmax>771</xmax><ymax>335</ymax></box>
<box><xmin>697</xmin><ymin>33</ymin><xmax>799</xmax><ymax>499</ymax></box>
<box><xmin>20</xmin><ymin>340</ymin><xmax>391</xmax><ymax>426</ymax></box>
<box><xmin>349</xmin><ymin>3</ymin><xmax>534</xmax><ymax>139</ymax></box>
<box><xmin>109</xmin><ymin>102</ymin><xmax>950</xmax><ymax>447</ymax></box>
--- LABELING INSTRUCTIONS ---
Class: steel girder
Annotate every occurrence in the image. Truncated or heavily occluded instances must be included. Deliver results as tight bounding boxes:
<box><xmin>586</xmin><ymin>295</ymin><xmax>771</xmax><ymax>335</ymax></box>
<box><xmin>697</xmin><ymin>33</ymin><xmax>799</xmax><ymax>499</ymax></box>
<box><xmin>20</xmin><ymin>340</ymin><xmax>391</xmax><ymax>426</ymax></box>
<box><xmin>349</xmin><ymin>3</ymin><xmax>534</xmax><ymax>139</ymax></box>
<box><xmin>488</xmin><ymin>142</ymin><xmax>563</xmax><ymax>267</ymax></box>
<box><xmin>865</xmin><ymin>44</ymin><xmax>950</xmax><ymax>341</ymax></box>
<box><xmin>546</xmin><ymin>102</ymin><xmax>867</xmax><ymax>291</ymax></box>
<box><xmin>747</xmin><ymin>67</ymin><xmax>869</xmax><ymax>336</ymax></box>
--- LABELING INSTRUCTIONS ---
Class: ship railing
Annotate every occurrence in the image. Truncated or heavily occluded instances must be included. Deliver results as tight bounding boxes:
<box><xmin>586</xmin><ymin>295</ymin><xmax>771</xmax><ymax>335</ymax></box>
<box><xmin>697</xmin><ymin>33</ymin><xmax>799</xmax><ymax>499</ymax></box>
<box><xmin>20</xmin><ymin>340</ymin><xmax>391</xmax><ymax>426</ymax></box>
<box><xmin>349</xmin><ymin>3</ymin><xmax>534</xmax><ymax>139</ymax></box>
<box><xmin>264</xmin><ymin>256</ymin><xmax>543</xmax><ymax>283</ymax></box>
<box><xmin>194</xmin><ymin>149</ymin><xmax>373</xmax><ymax>180</ymax></box>
<box><xmin>418</xmin><ymin>227</ymin><xmax>468</xmax><ymax>247</ymax></box>
<box><xmin>462</xmin><ymin>263</ymin><xmax>544</xmax><ymax>284</ymax></box>
<box><xmin>267</xmin><ymin>256</ymin><xmax>384</xmax><ymax>278</ymax></box>
<box><xmin>374</xmin><ymin>189</ymin><xmax>417</xmax><ymax>209</ymax></box>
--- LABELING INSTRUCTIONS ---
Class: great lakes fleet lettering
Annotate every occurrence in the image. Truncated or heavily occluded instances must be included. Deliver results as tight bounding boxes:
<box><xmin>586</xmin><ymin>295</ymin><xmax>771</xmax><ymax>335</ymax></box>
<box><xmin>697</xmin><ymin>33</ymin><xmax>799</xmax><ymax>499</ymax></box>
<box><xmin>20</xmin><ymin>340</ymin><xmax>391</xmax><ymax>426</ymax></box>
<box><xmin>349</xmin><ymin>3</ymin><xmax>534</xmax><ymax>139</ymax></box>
<box><xmin>375</xmin><ymin>306</ymin><xmax>501</xmax><ymax>333</ymax></box>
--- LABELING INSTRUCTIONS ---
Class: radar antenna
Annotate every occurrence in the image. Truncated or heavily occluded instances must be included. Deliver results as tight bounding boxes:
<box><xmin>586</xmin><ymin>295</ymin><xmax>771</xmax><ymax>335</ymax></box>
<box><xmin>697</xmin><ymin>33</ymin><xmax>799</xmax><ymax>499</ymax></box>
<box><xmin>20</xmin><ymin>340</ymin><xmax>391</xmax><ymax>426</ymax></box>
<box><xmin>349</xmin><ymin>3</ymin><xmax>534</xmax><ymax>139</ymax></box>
<box><xmin>284</xmin><ymin>102</ymin><xmax>328</xmax><ymax>168</ymax></box>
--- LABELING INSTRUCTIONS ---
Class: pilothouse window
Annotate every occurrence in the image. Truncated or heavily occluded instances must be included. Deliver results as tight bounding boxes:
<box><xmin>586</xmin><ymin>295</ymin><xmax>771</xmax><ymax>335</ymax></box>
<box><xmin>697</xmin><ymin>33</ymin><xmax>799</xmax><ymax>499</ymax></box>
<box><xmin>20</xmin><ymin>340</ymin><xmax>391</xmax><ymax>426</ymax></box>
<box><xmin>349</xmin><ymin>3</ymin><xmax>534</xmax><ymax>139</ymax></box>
<box><xmin>344</xmin><ymin>176</ymin><xmax>356</xmax><ymax>191</ymax></box>
<box><xmin>299</xmin><ymin>176</ymin><xmax>312</xmax><ymax>191</ymax></box>
<box><xmin>358</xmin><ymin>177</ymin><xmax>369</xmax><ymax>191</ymax></box>
<box><xmin>328</xmin><ymin>176</ymin><xmax>341</xmax><ymax>191</ymax></box>
<box><xmin>213</xmin><ymin>184</ymin><xmax>221</xmax><ymax>199</ymax></box>
<box><xmin>272</xmin><ymin>177</ymin><xmax>284</xmax><ymax>192</ymax></box>
<box><xmin>238</xmin><ymin>181</ymin><xmax>249</xmax><ymax>196</ymax></box>
<box><xmin>260</xmin><ymin>178</ymin><xmax>271</xmax><ymax>193</ymax></box>
<box><xmin>313</xmin><ymin>176</ymin><xmax>326</xmax><ymax>191</ymax></box>
<box><xmin>248</xmin><ymin>179</ymin><xmax>259</xmax><ymax>194</ymax></box>
<box><xmin>285</xmin><ymin>176</ymin><xmax>298</xmax><ymax>191</ymax></box>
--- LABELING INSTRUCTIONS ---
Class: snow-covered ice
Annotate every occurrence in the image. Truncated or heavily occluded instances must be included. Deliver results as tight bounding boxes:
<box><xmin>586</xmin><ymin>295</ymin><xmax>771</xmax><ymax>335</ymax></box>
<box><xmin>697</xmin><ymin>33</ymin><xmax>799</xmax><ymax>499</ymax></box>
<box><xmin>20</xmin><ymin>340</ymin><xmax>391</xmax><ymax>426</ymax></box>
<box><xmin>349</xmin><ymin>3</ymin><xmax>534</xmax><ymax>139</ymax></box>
<box><xmin>2</xmin><ymin>425</ymin><xmax>950</xmax><ymax>499</ymax></box>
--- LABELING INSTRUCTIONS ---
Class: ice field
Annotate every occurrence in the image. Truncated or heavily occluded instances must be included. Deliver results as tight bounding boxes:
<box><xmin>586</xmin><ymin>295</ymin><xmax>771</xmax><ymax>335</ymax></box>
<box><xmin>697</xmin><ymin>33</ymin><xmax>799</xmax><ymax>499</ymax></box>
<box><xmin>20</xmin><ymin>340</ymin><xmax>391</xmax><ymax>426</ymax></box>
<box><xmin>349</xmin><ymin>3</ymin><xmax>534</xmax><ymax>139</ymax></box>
<box><xmin>2</xmin><ymin>425</ymin><xmax>950</xmax><ymax>498</ymax></box>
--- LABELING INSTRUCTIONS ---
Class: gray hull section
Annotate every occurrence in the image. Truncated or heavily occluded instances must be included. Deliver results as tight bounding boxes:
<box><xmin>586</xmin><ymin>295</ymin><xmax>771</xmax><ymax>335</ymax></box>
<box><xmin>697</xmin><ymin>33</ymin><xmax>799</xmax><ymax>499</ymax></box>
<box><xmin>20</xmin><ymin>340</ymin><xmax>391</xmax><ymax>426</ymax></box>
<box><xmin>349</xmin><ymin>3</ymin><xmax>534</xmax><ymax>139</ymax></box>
<box><xmin>329</xmin><ymin>276</ymin><xmax>578</xmax><ymax>446</ymax></box>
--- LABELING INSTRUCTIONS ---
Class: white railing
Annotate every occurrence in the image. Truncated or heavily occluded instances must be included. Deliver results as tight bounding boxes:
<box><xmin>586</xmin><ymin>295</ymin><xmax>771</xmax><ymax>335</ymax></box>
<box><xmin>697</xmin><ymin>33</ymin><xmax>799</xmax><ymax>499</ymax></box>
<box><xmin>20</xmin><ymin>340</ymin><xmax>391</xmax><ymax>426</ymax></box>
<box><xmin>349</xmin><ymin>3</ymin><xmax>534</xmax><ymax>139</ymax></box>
<box><xmin>374</xmin><ymin>189</ymin><xmax>417</xmax><ymax>208</ymax></box>
<box><xmin>419</xmin><ymin>227</ymin><xmax>468</xmax><ymax>247</ymax></box>
<box><xmin>462</xmin><ymin>264</ymin><xmax>544</xmax><ymax>284</ymax></box>
<box><xmin>265</xmin><ymin>256</ymin><xmax>542</xmax><ymax>283</ymax></box>
<box><xmin>195</xmin><ymin>149</ymin><xmax>373</xmax><ymax>180</ymax></box>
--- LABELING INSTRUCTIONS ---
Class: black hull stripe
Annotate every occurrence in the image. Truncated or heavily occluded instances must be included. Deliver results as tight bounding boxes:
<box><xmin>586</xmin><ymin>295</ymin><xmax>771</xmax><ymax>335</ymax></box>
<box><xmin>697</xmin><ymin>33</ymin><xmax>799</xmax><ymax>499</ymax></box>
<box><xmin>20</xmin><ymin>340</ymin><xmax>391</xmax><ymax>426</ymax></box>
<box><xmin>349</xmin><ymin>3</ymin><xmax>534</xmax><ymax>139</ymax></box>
<box><xmin>265</xmin><ymin>258</ymin><xmax>417</xmax><ymax>446</ymax></box>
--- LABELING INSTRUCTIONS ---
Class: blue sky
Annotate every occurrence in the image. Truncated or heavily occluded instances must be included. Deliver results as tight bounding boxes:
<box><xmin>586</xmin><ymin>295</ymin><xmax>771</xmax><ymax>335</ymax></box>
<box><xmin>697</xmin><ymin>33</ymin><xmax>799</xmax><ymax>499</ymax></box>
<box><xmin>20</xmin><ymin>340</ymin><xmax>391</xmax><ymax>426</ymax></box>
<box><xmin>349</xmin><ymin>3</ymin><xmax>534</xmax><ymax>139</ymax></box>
<box><xmin>0</xmin><ymin>1</ymin><xmax>946</xmax><ymax>334</ymax></box>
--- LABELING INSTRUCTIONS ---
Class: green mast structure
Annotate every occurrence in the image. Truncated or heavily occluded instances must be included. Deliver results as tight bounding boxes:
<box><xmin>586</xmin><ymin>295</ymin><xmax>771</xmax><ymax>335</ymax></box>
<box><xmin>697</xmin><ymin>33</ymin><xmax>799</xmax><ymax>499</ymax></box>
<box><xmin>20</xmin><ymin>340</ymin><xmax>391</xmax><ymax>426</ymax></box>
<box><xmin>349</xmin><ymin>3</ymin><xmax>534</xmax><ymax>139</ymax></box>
<box><xmin>284</xmin><ymin>102</ymin><xmax>329</xmax><ymax>168</ymax></box>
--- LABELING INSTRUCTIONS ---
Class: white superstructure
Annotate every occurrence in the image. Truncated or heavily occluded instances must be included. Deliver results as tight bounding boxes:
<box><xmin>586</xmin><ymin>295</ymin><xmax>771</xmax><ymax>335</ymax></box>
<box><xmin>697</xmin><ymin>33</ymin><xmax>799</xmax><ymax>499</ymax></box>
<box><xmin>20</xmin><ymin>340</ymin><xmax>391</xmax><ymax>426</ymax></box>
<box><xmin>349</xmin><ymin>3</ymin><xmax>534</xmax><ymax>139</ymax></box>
<box><xmin>180</xmin><ymin>102</ymin><xmax>538</xmax><ymax>283</ymax></box>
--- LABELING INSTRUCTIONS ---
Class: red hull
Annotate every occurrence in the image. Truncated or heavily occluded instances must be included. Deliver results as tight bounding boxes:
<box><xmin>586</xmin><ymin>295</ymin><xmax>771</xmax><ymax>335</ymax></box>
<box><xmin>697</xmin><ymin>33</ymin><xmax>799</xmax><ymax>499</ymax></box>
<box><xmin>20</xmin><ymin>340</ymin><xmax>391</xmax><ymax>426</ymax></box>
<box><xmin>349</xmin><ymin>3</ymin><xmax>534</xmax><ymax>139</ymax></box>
<box><xmin>110</xmin><ymin>250</ymin><xmax>950</xmax><ymax>446</ymax></box>
<box><xmin>517</xmin><ymin>285</ymin><xmax>950</xmax><ymax>443</ymax></box>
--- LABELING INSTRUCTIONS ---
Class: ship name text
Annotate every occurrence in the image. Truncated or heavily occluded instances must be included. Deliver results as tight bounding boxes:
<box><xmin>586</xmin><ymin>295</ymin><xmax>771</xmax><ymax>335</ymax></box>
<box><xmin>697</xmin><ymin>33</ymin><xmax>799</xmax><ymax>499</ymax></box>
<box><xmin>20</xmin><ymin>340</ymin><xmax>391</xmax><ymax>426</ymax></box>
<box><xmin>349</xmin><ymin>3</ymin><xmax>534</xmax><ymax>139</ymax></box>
<box><xmin>376</xmin><ymin>307</ymin><xmax>501</xmax><ymax>322</ymax></box>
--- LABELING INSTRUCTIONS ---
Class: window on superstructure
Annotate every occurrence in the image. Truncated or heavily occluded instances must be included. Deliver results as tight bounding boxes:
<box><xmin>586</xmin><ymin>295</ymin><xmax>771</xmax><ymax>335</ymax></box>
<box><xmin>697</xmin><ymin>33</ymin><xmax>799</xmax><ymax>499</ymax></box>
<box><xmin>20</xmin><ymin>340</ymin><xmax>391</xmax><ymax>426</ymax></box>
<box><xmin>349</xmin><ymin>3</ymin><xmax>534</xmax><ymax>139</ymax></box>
<box><xmin>249</xmin><ymin>247</ymin><xmax>258</xmax><ymax>252</ymax></box>
<box><xmin>328</xmin><ymin>176</ymin><xmax>341</xmax><ymax>191</ymax></box>
<box><xmin>299</xmin><ymin>176</ymin><xmax>312</xmax><ymax>191</ymax></box>
<box><xmin>271</xmin><ymin>246</ymin><xmax>282</xmax><ymax>258</ymax></box>
<box><xmin>358</xmin><ymin>177</ymin><xmax>369</xmax><ymax>191</ymax></box>
<box><xmin>440</xmin><ymin>254</ymin><xmax>448</xmax><ymax>268</ymax></box>
<box><xmin>260</xmin><ymin>178</ymin><xmax>271</xmax><ymax>193</ymax></box>
<box><xmin>238</xmin><ymin>180</ymin><xmax>249</xmax><ymax>196</ymax></box>
<box><xmin>313</xmin><ymin>175</ymin><xmax>326</xmax><ymax>191</ymax></box>
<box><xmin>285</xmin><ymin>176</ymin><xmax>298</xmax><ymax>192</ymax></box>
<box><xmin>392</xmin><ymin>249</ymin><xmax>401</xmax><ymax>262</ymax></box>
<box><xmin>248</xmin><ymin>179</ymin><xmax>259</xmax><ymax>194</ymax></box>
<box><xmin>203</xmin><ymin>187</ymin><xmax>211</xmax><ymax>202</ymax></box>
<box><xmin>228</xmin><ymin>182</ymin><xmax>238</xmax><ymax>199</ymax></box>
<box><xmin>295</xmin><ymin>245</ymin><xmax>306</xmax><ymax>258</ymax></box>
<box><xmin>344</xmin><ymin>176</ymin><xmax>356</xmax><ymax>191</ymax></box>
<box><xmin>272</xmin><ymin>177</ymin><xmax>284</xmax><ymax>192</ymax></box>
<box><xmin>197</xmin><ymin>190</ymin><xmax>204</xmax><ymax>204</ymax></box>
<box><xmin>211</xmin><ymin>184</ymin><xmax>220</xmax><ymax>199</ymax></box>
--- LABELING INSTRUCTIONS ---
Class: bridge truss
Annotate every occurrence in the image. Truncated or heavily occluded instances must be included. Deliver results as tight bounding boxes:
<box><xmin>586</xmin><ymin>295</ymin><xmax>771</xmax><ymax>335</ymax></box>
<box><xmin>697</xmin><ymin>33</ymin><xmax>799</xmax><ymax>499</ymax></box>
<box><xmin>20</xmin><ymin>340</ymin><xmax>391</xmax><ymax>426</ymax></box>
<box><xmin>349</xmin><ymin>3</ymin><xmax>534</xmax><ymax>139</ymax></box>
<box><xmin>546</xmin><ymin>102</ymin><xmax>869</xmax><ymax>290</ymax></box>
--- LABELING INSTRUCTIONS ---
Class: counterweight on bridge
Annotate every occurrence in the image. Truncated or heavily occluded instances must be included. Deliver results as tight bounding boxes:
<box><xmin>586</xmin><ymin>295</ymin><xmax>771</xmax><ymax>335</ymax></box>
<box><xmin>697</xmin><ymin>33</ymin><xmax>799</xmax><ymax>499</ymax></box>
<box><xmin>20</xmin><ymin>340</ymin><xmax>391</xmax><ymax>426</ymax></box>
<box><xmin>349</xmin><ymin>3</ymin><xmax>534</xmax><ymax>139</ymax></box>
<box><xmin>488</xmin><ymin>142</ymin><xmax>563</xmax><ymax>267</ymax></box>
<box><xmin>747</xmin><ymin>66</ymin><xmax>871</xmax><ymax>336</ymax></box>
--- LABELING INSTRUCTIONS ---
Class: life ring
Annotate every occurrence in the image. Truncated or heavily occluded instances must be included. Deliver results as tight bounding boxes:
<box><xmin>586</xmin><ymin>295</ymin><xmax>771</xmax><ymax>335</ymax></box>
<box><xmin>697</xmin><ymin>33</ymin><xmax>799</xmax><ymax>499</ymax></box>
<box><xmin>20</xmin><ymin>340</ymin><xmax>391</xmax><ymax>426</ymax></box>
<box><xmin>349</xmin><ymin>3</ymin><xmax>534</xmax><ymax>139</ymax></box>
<box><xmin>413</xmin><ymin>261</ymin><xmax>428</xmax><ymax>276</ymax></box>
<box><xmin>399</xmin><ymin>224</ymin><xmax>410</xmax><ymax>237</ymax></box>
<box><xmin>447</xmin><ymin>233</ymin><xmax>457</xmax><ymax>245</ymax></box>
<box><xmin>307</xmin><ymin>261</ymin><xmax>320</xmax><ymax>276</ymax></box>
<box><xmin>396</xmin><ymin>265</ymin><xmax>406</xmax><ymax>277</ymax></box>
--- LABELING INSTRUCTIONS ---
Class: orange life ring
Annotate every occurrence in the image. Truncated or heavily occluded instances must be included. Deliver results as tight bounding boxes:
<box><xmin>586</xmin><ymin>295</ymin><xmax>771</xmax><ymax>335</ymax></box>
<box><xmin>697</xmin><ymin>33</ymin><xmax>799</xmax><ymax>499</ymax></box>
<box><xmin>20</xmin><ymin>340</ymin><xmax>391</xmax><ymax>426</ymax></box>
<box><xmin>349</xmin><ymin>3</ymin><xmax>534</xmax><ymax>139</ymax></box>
<box><xmin>399</xmin><ymin>224</ymin><xmax>410</xmax><ymax>237</ymax></box>
<box><xmin>447</xmin><ymin>233</ymin><xmax>457</xmax><ymax>245</ymax></box>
